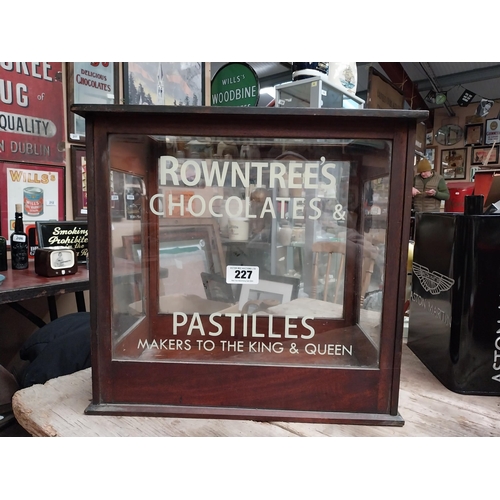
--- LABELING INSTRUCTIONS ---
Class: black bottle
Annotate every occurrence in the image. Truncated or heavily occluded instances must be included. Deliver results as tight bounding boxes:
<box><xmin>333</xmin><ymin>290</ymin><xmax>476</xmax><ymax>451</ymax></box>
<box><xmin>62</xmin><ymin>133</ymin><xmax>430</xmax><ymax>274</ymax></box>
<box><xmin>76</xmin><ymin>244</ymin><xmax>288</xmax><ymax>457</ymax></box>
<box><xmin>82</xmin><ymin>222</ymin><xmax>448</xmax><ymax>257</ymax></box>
<box><xmin>0</xmin><ymin>236</ymin><xmax>7</xmax><ymax>271</ymax></box>
<box><xmin>10</xmin><ymin>204</ymin><xmax>28</xmax><ymax>270</ymax></box>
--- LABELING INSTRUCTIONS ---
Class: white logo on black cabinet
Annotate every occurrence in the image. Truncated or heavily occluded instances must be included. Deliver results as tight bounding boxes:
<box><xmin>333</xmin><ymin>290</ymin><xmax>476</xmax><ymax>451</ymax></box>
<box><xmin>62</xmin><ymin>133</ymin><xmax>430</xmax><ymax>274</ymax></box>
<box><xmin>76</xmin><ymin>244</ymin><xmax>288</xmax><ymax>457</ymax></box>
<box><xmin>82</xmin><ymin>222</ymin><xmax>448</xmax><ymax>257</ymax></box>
<box><xmin>413</xmin><ymin>262</ymin><xmax>455</xmax><ymax>295</ymax></box>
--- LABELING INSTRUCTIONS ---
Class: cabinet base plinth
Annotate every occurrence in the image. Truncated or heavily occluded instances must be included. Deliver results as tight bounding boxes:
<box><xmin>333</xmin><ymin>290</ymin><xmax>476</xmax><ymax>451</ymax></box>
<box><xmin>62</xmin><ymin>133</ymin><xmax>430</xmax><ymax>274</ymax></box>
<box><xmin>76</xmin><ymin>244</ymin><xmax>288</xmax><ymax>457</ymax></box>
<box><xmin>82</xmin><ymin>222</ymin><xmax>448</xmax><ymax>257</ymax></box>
<box><xmin>85</xmin><ymin>403</ymin><xmax>405</xmax><ymax>427</ymax></box>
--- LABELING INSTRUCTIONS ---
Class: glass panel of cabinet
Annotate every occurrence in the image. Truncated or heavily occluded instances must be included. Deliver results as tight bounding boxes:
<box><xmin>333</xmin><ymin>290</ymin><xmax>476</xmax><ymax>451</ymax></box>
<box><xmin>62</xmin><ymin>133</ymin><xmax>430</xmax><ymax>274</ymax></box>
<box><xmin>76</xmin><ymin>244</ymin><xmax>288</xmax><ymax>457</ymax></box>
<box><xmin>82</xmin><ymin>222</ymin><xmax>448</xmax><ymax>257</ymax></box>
<box><xmin>109</xmin><ymin>134</ymin><xmax>391</xmax><ymax>370</ymax></box>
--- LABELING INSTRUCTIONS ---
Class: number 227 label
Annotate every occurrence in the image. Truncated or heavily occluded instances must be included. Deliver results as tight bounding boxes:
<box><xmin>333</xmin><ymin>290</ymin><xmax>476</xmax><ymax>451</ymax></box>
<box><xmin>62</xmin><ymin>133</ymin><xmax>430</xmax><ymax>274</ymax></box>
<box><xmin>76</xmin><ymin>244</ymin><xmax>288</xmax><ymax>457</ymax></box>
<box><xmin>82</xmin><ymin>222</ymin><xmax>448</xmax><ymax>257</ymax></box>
<box><xmin>226</xmin><ymin>265</ymin><xmax>259</xmax><ymax>284</ymax></box>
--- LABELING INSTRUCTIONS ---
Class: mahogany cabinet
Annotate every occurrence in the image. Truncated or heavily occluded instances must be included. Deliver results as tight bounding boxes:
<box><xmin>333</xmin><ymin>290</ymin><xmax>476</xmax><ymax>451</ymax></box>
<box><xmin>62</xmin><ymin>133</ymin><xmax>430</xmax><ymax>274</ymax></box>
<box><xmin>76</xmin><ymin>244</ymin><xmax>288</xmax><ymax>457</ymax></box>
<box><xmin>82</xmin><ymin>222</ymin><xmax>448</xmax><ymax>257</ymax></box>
<box><xmin>72</xmin><ymin>105</ymin><xmax>426</xmax><ymax>425</ymax></box>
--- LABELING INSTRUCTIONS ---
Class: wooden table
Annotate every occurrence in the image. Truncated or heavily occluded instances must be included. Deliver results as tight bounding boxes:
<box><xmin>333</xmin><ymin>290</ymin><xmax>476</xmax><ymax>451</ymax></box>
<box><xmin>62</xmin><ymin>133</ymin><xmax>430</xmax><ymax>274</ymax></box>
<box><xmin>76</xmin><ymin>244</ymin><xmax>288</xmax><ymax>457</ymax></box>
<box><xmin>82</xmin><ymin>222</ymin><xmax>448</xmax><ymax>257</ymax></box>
<box><xmin>0</xmin><ymin>262</ymin><xmax>89</xmax><ymax>327</ymax></box>
<box><xmin>11</xmin><ymin>344</ymin><xmax>500</xmax><ymax>437</ymax></box>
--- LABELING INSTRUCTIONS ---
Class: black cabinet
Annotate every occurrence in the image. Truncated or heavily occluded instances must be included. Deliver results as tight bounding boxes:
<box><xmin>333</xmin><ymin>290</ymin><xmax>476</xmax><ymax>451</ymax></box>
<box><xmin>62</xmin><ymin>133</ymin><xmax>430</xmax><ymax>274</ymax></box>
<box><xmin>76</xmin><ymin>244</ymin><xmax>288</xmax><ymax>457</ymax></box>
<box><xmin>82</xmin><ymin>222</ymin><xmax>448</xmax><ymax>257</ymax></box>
<box><xmin>408</xmin><ymin>212</ymin><xmax>500</xmax><ymax>395</ymax></box>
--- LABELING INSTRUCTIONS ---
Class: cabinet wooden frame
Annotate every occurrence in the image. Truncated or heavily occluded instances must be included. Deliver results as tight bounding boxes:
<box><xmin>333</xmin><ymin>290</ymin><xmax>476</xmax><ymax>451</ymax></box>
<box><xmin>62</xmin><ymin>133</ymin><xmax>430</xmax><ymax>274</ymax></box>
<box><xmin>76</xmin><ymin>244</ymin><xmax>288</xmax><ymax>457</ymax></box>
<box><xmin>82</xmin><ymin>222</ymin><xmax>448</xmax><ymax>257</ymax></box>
<box><xmin>70</xmin><ymin>145</ymin><xmax>87</xmax><ymax>220</ymax></box>
<box><xmin>72</xmin><ymin>104</ymin><xmax>427</xmax><ymax>425</ymax></box>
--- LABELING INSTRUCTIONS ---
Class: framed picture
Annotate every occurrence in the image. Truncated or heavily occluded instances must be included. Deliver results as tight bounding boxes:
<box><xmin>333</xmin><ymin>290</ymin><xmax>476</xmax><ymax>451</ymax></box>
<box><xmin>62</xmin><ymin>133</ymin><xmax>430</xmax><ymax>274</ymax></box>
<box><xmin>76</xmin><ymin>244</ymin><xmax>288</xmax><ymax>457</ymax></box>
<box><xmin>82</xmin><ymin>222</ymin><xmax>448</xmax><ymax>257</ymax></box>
<box><xmin>0</xmin><ymin>162</ymin><xmax>65</xmax><ymax>241</ymax></box>
<box><xmin>485</xmin><ymin>119</ymin><xmax>500</xmax><ymax>145</ymax></box>
<box><xmin>36</xmin><ymin>220</ymin><xmax>88</xmax><ymax>264</ymax></box>
<box><xmin>201</xmin><ymin>272</ymin><xmax>235</xmax><ymax>303</ymax></box>
<box><xmin>441</xmin><ymin>148</ymin><xmax>466</xmax><ymax>170</ymax></box>
<box><xmin>238</xmin><ymin>274</ymin><xmax>300</xmax><ymax>313</ymax></box>
<box><xmin>122</xmin><ymin>218</ymin><xmax>225</xmax><ymax>300</ymax></box>
<box><xmin>425</xmin><ymin>131</ymin><xmax>433</xmax><ymax>146</ymax></box>
<box><xmin>70</xmin><ymin>146</ymin><xmax>87</xmax><ymax>220</ymax></box>
<box><xmin>124</xmin><ymin>62</ymin><xmax>204</xmax><ymax>106</ymax></box>
<box><xmin>471</xmin><ymin>146</ymin><xmax>500</xmax><ymax>165</ymax></box>
<box><xmin>424</xmin><ymin>146</ymin><xmax>437</xmax><ymax>170</ymax></box>
<box><xmin>441</xmin><ymin>148</ymin><xmax>466</xmax><ymax>180</ymax></box>
<box><xmin>464</xmin><ymin>123</ymin><xmax>484</xmax><ymax>146</ymax></box>
<box><xmin>0</xmin><ymin>62</ymin><xmax>65</xmax><ymax>166</ymax></box>
<box><xmin>66</xmin><ymin>62</ymin><xmax>119</xmax><ymax>143</ymax></box>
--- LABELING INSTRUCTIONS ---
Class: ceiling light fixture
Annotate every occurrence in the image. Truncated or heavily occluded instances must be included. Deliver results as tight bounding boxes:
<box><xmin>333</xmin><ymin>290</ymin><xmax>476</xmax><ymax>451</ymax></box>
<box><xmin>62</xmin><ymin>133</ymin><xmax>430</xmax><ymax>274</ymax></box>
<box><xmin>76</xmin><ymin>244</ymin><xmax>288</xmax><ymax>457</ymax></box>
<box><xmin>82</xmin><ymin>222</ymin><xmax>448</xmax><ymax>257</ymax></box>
<box><xmin>435</xmin><ymin>92</ymin><xmax>447</xmax><ymax>105</ymax></box>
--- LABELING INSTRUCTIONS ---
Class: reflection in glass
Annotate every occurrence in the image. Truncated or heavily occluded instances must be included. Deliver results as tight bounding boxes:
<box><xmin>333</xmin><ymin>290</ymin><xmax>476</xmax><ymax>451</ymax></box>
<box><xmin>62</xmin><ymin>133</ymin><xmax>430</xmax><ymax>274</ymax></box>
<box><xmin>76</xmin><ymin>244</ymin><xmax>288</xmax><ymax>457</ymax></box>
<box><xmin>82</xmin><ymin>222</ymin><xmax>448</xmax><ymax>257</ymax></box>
<box><xmin>109</xmin><ymin>134</ymin><xmax>392</xmax><ymax>369</ymax></box>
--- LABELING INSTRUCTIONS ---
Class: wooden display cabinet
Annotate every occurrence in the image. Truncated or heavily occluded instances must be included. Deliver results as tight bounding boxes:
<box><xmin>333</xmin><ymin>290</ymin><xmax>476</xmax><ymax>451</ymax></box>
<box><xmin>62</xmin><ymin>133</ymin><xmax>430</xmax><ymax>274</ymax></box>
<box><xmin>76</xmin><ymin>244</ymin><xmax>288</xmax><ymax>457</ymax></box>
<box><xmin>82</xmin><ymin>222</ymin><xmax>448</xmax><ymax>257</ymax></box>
<box><xmin>73</xmin><ymin>104</ymin><xmax>427</xmax><ymax>425</ymax></box>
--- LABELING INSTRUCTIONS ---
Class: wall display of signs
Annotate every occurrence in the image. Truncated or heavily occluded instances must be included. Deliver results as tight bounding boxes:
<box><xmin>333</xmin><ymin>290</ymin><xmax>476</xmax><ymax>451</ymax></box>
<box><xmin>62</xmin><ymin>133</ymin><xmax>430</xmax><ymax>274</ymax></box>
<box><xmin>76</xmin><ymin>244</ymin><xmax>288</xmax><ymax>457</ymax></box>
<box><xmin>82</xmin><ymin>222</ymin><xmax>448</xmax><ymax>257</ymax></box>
<box><xmin>124</xmin><ymin>62</ymin><xmax>204</xmax><ymax>106</ymax></box>
<box><xmin>485</xmin><ymin>118</ymin><xmax>500</xmax><ymax>145</ymax></box>
<box><xmin>0</xmin><ymin>62</ymin><xmax>65</xmax><ymax>166</ymax></box>
<box><xmin>36</xmin><ymin>220</ymin><xmax>88</xmax><ymax>264</ymax></box>
<box><xmin>210</xmin><ymin>63</ymin><xmax>260</xmax><ymax>107</ymax></box>
<box><xmin>0</xmin><ymin>162</ymin><xmax>65</xmax><ymax>242</ymax></box>
<box><xmin>70</xmin><ymin>145</ymin><xmax>87</xmax><ymax>220</ymax></box>
<box><xmin>66</xmin><ymin>63</ymin><xmax>119</xmax><ymax>143</ymax></box>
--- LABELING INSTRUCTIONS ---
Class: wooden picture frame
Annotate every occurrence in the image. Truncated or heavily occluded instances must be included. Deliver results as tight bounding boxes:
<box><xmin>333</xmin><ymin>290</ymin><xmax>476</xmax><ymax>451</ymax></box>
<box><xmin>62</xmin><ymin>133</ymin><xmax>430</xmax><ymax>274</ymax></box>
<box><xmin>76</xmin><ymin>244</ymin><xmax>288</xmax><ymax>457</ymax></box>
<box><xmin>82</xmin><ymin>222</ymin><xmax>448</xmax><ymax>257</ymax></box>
<box><xmin>158</xmin><ymin>218</ymin><xmax>225</xmax><ymax>271</ymax></box>
<box><xmin>485</xmin><ymin>119</ymin><xmax>500</xmax><ymax>145</ymax></box>
<box><xmin>36</xmin><ymin>220</ymin><xmax>88</xmax><ymax>264</ymax></box>
<box><xmin>464</xmin><ymin>123</ymin><xmax>484</xmax><ymax>146</ymax></box>
<box><xmin>122</xmin><ymin>218</ymin><xmax>226</xmax><ymax>298</ymax></box>
<box><xmin>0</xmin><ymin>162</ymin><xmax>65</xmax><ymax>241</ymax></box>
<box><xmin>471</xmin><ymin>146</ymin><xmax>500</xmax><ymax>165</ymax></box>
<box><xmin>441</xmin><ymin>148</ymin><xmax>466</xmax><ymax>170</ymax></box>
<box><xmin>124</xmin><ymin>62</ymin><xmax>204</xmax><ymax>106</ymax></box>
<box><xmin>70</xmin><ymin>145</ymin><xmax>87</xmax><ymax>220</ymax></box>
<box><xmin>66</xmin><ymin>62</ymin><xmax>119</xmax><ymax>143</ymax></box>
<box><xmin>441</xmin><ymin>148</ymin><xmax>466</xmax><ymax>180</ymax></box>
<box><xmin>238</xmin><ymin>274</ymin><xmax>300</xmax><ymax>312</ymax></box>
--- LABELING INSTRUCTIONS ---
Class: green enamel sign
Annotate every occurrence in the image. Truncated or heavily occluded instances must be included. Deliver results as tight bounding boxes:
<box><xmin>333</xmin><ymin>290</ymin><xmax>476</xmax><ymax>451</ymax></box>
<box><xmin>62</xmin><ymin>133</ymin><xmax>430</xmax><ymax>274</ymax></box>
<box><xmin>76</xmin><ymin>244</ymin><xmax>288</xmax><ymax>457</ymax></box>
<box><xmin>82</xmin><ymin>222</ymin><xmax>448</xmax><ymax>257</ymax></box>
<box><xmin>211</xmin><ymin>63</ymin><xmax>260</xmax><ymax>107</ymax></box>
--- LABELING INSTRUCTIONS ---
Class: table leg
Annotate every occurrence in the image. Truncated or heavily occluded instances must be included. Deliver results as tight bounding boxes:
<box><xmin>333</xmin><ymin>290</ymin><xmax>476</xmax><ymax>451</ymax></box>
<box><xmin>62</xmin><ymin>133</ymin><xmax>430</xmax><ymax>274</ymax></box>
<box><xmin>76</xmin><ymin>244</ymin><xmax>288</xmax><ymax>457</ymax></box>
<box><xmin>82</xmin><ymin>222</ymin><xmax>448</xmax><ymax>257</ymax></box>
<box><xmin>75</xmin><ymin>291</ymin><xmax>86</xmax><ymax>312</ymax></box>
<box><xmin>48</xmin><ymin>296</ymin><xmax>58</xmax><ymax>321</ymax></box>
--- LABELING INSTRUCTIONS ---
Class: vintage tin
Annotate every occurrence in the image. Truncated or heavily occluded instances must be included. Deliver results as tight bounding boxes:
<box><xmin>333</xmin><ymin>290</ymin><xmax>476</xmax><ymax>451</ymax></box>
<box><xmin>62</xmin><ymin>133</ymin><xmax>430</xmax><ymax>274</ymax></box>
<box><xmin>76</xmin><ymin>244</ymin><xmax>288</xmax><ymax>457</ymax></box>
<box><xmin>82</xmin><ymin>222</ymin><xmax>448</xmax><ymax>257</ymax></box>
<box><xmin>23</xmin><ymin>187</ymin><xmax>44</xmax><ymax>216</ymax></box>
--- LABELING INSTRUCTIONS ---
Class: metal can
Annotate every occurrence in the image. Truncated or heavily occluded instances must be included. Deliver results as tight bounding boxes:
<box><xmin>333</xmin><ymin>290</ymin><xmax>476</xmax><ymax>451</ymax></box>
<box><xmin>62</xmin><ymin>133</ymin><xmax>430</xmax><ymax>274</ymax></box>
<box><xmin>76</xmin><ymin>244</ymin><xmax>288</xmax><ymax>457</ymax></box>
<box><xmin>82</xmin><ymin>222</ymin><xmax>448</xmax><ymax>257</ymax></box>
<box><xmin>23</xmin><ymin>187</ymin><xmax>44</xmax><ymax>217</ymax></box>
<box><xmin>292</xmin><ymin>62</ymin><xmax>329</xmax><ymax>81</ymax></box>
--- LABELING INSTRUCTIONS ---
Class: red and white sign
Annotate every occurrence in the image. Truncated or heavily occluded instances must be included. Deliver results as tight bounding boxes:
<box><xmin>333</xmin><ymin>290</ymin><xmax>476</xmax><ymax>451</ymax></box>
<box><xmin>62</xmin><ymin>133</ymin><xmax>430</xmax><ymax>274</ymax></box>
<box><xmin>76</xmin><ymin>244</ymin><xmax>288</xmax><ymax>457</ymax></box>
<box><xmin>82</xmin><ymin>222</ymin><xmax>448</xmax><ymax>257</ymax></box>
<box><xmin>0</xmin><ymin>62</ymin><xmax>65</xmax><ymax>166</ymax></box>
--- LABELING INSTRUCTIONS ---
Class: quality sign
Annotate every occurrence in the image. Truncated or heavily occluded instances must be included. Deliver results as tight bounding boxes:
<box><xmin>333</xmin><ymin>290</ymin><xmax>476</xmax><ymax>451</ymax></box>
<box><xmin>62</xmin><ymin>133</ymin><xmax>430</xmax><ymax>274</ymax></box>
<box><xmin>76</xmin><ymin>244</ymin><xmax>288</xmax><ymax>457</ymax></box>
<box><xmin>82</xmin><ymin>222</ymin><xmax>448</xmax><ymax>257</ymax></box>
<box><xmin>211</xmin><ymin>62</ymin><xmax>260</xmax><ymax>107</ymax></box>
<box><xmin>0</xmin><ymin>62</ymin><xmax>65</xmax><ymax>166</ymax></box>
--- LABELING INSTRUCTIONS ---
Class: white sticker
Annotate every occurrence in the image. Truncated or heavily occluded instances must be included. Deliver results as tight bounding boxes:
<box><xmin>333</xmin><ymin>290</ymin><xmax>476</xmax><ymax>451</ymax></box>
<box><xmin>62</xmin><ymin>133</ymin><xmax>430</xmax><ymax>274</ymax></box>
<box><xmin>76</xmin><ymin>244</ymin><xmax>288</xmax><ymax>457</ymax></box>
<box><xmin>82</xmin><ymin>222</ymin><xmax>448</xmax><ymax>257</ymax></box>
<box><xmin>70</xmin><ymin>133</ymin><xmax>80</xmax><ymax>140</ymax></box>
<box><xmin>226</xmin><ymin>265</ymin><xmax>259</xmax><ymax>284</ymax></box>
<box><xmin>45</xmin><ymin>200</ymin><xmax>56</xmax><ymax>206</ymax></box>
<box><xmin>111</xmin><ymin>194</ymin><xmax>119</xmax><ymax>201</ymax></box>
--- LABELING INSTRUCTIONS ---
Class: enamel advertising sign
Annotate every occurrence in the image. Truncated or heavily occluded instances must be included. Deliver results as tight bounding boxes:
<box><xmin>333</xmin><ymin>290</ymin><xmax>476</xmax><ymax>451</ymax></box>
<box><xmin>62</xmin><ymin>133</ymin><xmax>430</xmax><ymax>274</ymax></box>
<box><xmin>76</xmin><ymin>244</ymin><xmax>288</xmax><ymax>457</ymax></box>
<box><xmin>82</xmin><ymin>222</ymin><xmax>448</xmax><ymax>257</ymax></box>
<box><xmin>0</xmin><ymin>62</ymin><xmax>65</xmax><ymax>166</ymax></box>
